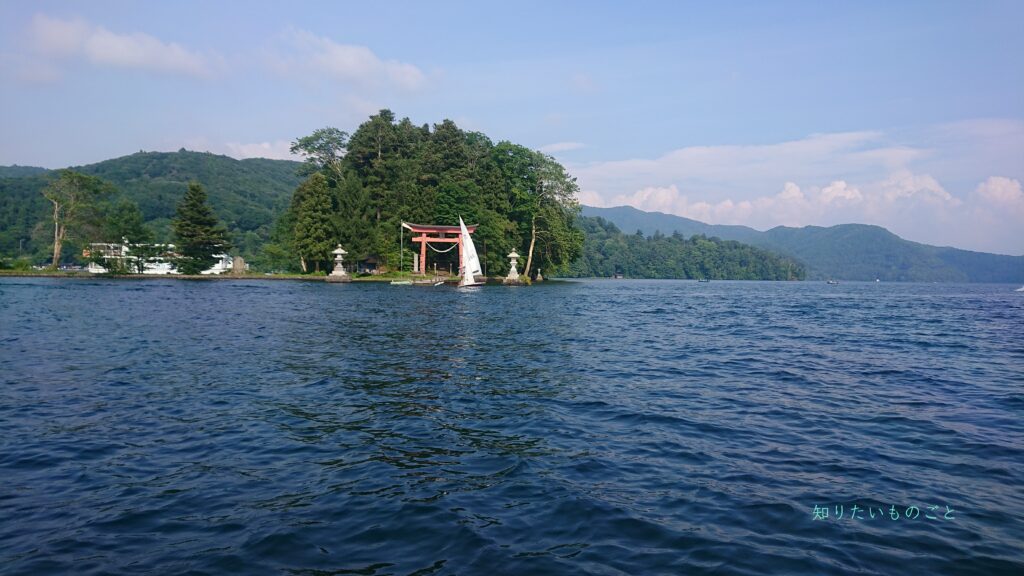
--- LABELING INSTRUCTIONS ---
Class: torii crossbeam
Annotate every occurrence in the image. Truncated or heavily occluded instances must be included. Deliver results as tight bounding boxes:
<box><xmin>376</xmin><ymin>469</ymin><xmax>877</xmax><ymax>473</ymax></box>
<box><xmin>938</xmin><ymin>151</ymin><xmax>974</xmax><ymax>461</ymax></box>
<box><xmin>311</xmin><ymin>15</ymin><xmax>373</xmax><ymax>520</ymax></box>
<box><xmin>402</xmin><ymin>222</ymin><xmax>478</xmax><ymax>275</ymax></box>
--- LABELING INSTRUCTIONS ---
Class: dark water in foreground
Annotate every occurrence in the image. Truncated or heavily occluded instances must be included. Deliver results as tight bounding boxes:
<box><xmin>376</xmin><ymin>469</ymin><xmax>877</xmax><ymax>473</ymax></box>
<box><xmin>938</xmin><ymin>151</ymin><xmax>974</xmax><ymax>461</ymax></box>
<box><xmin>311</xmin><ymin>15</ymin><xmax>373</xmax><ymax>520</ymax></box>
<box><xmin>1</xmin><ymin>278</ymin><xmax>1022</xmax><ymax>575</ymax></box>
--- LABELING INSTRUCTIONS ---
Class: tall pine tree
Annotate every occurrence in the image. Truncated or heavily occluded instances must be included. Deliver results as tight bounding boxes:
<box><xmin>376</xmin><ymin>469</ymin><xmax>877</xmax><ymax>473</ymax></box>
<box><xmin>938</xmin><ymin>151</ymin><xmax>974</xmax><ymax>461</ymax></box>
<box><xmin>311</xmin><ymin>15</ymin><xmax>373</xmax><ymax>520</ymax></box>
<box><xmin>172</xmin><ymin>182</ymin><xmax>230</xmax><ymax>274</ymax></box>
<box><xmin>293</xmin><ymin>173</ymin><xmax>335</xmax><ymax>273</ymax></box>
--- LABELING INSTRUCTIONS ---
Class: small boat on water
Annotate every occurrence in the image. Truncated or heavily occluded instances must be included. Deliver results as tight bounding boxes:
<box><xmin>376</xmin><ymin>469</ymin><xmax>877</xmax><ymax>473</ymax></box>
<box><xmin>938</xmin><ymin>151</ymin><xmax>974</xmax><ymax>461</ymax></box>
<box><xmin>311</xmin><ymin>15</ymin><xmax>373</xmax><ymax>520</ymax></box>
<box><xmin>1016</xmin><ymin>286</ymin><xmax>1024</xmax><ymax>292</ymax></box>
<box><xmin>458</xmin><ymin>216</ymin><xmax>485</xmax><ymax>288</ymax></box>
<box><xmin>826</xmin><ymin>279</ymin><xmax>839</xmax><ymax>285</ymax></box>
<box><xmin>390</xmin><ymin>280</ymin><xmax>413</xmax><ymax>285</ymax></box>
<box><xmin>697</xmin><ymin>278</ymin><xmax>710</xmax><ymax>283</ymax></box>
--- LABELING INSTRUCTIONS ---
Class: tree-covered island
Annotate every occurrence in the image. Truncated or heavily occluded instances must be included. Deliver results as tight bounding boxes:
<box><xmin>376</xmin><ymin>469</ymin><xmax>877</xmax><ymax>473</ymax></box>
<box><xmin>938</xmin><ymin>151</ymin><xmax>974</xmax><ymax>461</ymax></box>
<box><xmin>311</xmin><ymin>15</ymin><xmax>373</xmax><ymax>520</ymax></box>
<box><xmin>0</xmin><ymin>110</ymin><xmax>804</xmax><ymax>281</ymax></box>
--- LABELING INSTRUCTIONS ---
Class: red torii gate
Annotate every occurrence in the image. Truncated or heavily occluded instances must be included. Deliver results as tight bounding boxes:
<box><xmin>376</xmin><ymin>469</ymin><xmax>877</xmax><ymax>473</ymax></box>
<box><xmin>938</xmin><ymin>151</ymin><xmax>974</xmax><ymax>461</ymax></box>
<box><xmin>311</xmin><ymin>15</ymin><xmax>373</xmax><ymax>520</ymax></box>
<box><xmin>402</xmin><ymin>221</ymin><xmax>478</xmax><ymax>275</ymax></box>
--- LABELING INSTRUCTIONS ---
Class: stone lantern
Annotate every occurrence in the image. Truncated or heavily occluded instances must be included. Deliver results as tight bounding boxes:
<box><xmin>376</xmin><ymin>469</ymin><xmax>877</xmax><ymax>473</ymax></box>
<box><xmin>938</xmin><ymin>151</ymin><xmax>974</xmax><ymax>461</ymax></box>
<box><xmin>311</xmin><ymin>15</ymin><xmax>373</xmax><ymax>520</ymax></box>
<box><xmin>326</xmin><ymin>244</ymin><xmax>351</xmax><ymax>283</ymax></box>
<box><xmin>503</xmin><ymin>250</ymin><xmax>524</xmax><ymax>285</ymax></box>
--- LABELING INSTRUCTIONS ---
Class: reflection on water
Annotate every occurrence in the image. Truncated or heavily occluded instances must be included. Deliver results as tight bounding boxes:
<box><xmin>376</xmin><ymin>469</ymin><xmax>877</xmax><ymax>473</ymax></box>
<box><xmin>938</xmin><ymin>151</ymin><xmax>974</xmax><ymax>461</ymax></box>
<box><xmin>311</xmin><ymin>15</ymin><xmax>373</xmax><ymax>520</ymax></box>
<box><xmin>0</xmin><ymin>278</ymin><xmax>1022</xmax><ymax>575</ymax></box>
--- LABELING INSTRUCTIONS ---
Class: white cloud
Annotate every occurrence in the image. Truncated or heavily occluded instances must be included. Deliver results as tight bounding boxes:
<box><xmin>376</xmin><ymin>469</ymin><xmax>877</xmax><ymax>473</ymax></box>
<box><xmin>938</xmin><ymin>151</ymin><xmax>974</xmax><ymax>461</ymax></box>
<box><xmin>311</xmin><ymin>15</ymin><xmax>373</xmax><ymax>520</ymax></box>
<box><xmin>820</xmin><ymin>180</ymin><xmax>863</xmax><ymax>204</ymax></box>
<box><xmin>84</xmin><ymin>28</ymin><xmax>211</xmax><ymax>76</ymax></box>
<box><xmin>570</xmin><ymin>131</ymin><xmax>896</xmax><ymax>200</ymax></box>
<box><xmin>28</xmin><ymin>15</ymin><xmax>91</xmax><ymax>57</ymax></box>
<box><xmin>974</xmin><ymin>176</ymin><xmax>1024</xmax><ymax>211</ymax></box>
<box><xmin>572</xmin><ymin>131</ymin><xmax>912</xmax><ymax>228</ymax></box>
<box><xmin>611</xmin><ymin>185</ymin><xmax>684</xmax><ymax>214</ymax></box>
<box><xmin>272</xmin><ymin>27</ymin><xmax>425</xmax><ymax>91</ymax></box>
<box><xmin>540</xmin><ymin>141</ymin><xmax>585</xmax><ymax>153</ymax></box>
<box><xmin>26</xmin><ymin>14</ymin><xmax>215</xmax><ymax>77</ymax></box>
<box><xmin>954</xmin><ymin>176</ymin><xmax>1024</xmax><ymax>254</ymax></box>
<box><xmin>577</xmin><ymin>189</ymin><xmax>606</xmax><ymax>207</ymax></box>
<box><xmin>878</xmin><ymin>170</ymin><xmax>958</xmax><ymax>205</ymax></box>
<box><xmin>568</xmin><ymin>124</ymin><xmax>1024</xmax><ymax>252</ymax></box>
<box><xmin>224</xmin><ymin>140</ymin><xmax>296</xmax><ymax>161</ymax></box>
<box><xmin>175</xmin><ymin>137</ymin><xmax>296</xmax><ymax>161</ymax></box>
<box><xmin>595</xmin><ymin>170</ymin><xmax>966</xmax><ymax>233</ymax></box>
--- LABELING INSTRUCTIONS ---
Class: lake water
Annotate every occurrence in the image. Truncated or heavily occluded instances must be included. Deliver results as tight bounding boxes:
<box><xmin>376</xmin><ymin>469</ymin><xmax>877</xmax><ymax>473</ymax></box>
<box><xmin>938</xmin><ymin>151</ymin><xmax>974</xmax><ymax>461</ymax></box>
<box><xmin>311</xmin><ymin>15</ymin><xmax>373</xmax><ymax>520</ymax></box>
<box><xmin>1</xmin><ymin>278</ymin><xmax>1022</xmax><ymax>575</ymax></box>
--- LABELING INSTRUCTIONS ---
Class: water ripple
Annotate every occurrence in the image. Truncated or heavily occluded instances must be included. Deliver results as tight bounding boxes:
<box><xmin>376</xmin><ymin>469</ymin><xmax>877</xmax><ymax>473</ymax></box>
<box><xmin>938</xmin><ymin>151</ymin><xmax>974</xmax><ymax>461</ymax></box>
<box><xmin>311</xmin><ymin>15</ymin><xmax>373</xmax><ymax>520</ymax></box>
<box><xmin>1</xmin><ymin>278</ymin><xmax>1022</xmax><ymax>575</ymax></box>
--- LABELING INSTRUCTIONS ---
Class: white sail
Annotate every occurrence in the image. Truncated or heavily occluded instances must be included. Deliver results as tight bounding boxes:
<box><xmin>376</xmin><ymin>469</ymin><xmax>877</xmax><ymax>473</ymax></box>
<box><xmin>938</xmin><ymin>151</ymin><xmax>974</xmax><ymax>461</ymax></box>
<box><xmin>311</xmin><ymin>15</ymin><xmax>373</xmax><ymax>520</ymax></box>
<box><xmin>459</xmin><ymin>217</ymin><xmax>483</xmax><ymax>286</ymax></box>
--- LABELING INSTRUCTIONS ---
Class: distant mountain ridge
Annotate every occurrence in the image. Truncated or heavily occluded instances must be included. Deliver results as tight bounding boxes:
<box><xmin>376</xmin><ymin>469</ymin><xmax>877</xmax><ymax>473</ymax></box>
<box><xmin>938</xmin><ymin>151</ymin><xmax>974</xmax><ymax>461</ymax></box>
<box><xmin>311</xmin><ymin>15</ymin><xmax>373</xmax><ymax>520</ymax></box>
<box><xmin>582</xmin><ymin>205</ymin><xmax>1023</xmax><ymax>283</ymax></box>
<box><xmin>0</xmin><ymin>165</ymin><xmax>49</xmax><ymax>178</ymax></box>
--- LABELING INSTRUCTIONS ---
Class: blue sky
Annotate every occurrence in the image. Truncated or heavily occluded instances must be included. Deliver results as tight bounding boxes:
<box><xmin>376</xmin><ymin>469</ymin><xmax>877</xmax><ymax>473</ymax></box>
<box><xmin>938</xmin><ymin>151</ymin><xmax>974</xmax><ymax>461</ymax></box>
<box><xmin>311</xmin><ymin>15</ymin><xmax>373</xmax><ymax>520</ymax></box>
<box><xmin>1</xmin><ymin>1</ymin><xmax>1022</xmax><ymax>254</ymax></box>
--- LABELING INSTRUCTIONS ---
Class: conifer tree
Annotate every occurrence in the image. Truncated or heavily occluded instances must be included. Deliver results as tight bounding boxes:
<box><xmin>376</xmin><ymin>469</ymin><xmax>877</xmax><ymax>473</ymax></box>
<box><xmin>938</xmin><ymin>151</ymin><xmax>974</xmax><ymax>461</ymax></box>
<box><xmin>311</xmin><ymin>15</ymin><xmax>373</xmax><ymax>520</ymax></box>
<box><xmin>293</xmin><ymin>173</ymin><xmax>335</xmax><ymax>272</ymax></box>
<box><xmin>172</xmin><ymin>182</ymin><xmax>230</xmax><ymax>274</ymax></box>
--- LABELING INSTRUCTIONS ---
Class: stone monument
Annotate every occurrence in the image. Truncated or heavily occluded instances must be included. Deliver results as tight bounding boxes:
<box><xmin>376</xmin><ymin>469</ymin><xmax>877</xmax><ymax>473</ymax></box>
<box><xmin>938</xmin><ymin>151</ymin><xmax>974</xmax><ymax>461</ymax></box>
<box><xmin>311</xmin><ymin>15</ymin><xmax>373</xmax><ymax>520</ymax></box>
<box><xmin>231</xmin><ymin>256</ymin><xmax>246</xmax><ymax>275</ymax></box>
<box><xmin>325</xmin><ymin>244</ymin><xmax>351</xmax><ymax>283</ymax></box>
<box><xmin>503</xmin><ymin>250</ymin><xmax>524</xmax><ymax>285</ymax></box>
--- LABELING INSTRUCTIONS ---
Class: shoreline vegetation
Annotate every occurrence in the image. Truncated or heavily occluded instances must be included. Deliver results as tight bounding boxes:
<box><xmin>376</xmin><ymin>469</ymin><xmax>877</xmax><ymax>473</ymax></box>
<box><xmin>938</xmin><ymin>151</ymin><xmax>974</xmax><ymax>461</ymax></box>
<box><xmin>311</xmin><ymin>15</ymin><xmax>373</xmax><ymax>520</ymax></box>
<box><xmin>2</xmin><ymin>112</ymin><xmax>1019</xmax><ymax>282</ymax></box>
<box><xmin>2</xmin><ymin>109</ymin><xmax>800</xmax><ymax>282</ymax></box>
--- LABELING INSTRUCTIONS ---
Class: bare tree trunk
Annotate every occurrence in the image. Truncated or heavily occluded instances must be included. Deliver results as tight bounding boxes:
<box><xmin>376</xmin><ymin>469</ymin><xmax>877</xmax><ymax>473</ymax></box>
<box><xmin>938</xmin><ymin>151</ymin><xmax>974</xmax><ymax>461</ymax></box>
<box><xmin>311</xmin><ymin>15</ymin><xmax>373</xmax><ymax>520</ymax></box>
<box><xmin>300</xmin><ymin>256</ymin><xmax>308</xmax><ymax>273</ymax></box>
<box><xmin>51</xmin><ymin>201</ymin><xmax>62</xmax><ymax>268</ymax></box>
<box><xmin>523</xmin><ymin>215</ymin><xmax>536</xmax><ymax>279</ymax></box>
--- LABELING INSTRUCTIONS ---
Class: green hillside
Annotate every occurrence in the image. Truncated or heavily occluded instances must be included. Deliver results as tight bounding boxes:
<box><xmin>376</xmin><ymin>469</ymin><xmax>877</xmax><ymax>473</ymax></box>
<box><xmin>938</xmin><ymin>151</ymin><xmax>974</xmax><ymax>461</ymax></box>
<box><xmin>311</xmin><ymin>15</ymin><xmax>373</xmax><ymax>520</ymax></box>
<box><xmin>0</xmin><ymin>174</ymin><xmax>50</xmax><ymax>257</ymax></box>
<box><xmin>757</xmin><ymin>224</ymin><xmax>964</xmax><ymax>281</ymax></box>
<box><xmin>0</xmin><ymin>165</ymin><xmax>49</xmax><ymax>178</ymax></box>
<box><xmin>569</xmin><ymin>216</ymin><xmax>803</xmax><ymax>280</ymax></box>
<box><xmin>0</xmin><ymin>150</ymin><xmax>302</xmax><ymax>259</ymax></box>
<box><xmin>583</xmin><ymin>205</ymin><xmax>1024</xmax><ymax>282</ymax></box>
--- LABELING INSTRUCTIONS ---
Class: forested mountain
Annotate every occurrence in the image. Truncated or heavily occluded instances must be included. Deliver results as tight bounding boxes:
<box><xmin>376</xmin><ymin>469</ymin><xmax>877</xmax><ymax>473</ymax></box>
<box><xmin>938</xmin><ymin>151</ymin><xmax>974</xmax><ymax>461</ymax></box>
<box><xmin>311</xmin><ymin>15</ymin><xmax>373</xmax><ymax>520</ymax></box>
<box><xmin>754</xmin><ymin>224</ymin><xmax>1024</xmax><ymax>282</ymax></box>
<box><xmin>0</xmin><ymin>174</ymin><xmax>52</xmax><ymax>257</ymax></box>
<box><xmin>0</xmin><ymin>151</ymin><xmax>302</xmax><ymax>259</ymax></box>
<box><xmin>0</xmin><ymin>165</ymin><xmax>48</xmax><ymax>178</ymax></box>
<box><xmin>581</xmin><ymin>205</ymin><xmax>763</xmax><ymax>244</ymax></box>
<box><xmin>569</xmin><ymin>216</ymin><xmax>803</xmax><ymax>280</ymax></box>
<box><xmin>583</xmin><ymin>205</ymin><xmax>1024</xmax><ymax>282</ymax></box>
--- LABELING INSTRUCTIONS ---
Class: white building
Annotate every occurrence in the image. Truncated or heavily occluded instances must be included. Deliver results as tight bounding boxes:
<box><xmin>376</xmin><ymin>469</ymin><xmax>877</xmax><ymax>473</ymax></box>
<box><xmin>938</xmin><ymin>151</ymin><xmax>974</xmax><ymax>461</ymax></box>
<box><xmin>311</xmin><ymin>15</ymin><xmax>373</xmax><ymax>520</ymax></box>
<box><xmin>85</xmin><ymin>242</ymin><xmax>233</xmax><ymax>275</ymax></box>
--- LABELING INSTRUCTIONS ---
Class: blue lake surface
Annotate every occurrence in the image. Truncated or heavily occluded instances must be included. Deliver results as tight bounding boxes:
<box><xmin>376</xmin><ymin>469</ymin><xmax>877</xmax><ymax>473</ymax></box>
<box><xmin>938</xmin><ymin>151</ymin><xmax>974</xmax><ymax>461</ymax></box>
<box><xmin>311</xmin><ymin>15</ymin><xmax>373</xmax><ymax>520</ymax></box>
<box><xmin>1</xmin><ymin>277</ymin><xmax>1022</xmax><ymax>575</ymax></box>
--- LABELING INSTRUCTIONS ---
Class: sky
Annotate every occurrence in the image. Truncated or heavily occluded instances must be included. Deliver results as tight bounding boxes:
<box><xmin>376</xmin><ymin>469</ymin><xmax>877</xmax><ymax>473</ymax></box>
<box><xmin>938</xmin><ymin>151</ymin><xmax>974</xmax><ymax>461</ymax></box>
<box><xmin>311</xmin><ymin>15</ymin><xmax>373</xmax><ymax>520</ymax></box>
<box><xmin>1</xmin><ymin>1</ymin><xmax>1022</xmax><ymax>254</ymax></box>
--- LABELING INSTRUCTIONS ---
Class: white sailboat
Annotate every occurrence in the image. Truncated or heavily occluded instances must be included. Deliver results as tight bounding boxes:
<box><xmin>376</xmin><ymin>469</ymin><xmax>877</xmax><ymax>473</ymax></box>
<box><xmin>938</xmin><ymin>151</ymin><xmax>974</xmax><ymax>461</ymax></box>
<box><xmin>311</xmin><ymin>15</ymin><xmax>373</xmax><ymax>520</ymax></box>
<box><xmin>459</xmin><ymin>216</ymin><xmax>485</xmax><ymax>287</ymax></box>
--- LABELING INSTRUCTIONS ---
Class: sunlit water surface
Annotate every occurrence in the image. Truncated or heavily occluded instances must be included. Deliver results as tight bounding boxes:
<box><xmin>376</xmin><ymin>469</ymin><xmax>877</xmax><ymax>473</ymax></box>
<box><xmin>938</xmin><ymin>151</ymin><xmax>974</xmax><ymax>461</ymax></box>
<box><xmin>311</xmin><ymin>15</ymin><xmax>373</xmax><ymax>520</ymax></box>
<box><xmin>1</xmin><ymin>278</ymin><xmax>1022</xmax><ymax>575</ymax></box>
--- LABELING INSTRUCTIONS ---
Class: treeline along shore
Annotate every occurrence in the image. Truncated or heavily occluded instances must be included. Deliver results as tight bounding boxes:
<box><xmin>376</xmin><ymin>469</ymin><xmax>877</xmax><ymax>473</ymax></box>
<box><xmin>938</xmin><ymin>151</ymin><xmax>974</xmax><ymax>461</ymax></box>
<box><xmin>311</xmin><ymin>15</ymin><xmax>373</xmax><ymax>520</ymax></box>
<box><xmin>3</xmin><ymin>109</ymin><xmax>806</xmax><ymax>281</ymax></box>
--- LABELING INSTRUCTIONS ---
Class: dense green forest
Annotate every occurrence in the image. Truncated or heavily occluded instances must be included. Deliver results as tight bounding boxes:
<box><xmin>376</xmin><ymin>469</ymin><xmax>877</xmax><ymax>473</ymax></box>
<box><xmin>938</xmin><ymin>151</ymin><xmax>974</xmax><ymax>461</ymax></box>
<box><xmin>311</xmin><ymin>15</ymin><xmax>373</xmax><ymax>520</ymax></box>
<box><xmin>0</xmin><ymin>151</ymin><xmax>301</xmax><ymax>264</ymax></box>
<box><xmin>0</xmin><ymin>111</ymin><xmax>587</xmax><ymax>278</ymax></box>
<box><xmin>568</xmin><ymin>217</ymin><xmax>804</xmax><ymax>280</ymax></box>
<box><xmin>269</xmin><ymin>110</ymin><xmax>583</xmax><ymax>278</ymax></box>
<box><xmin>585</xmin><ymin>205</ymin><xmax>1024</xmax><ymax>282</ymax></box>
<box><xmin>0</xmin><ymin>165</ymin><xmax>48</xmax><ymax>179</ymax></box>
